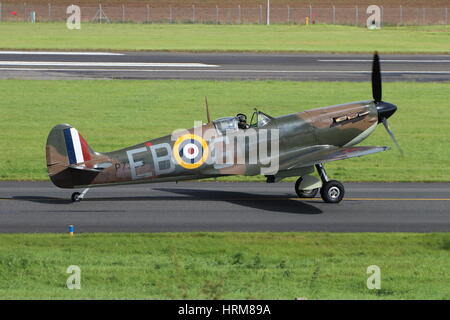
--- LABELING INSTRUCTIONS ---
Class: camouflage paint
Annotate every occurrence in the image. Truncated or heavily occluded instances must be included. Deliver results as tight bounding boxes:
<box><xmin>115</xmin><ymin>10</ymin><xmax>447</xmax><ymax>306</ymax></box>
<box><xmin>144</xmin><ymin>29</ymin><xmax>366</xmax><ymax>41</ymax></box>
<box><xmin>46</xmin><ymin>100</ymin><xmax>382</xmax><ymax>189</ymax></box>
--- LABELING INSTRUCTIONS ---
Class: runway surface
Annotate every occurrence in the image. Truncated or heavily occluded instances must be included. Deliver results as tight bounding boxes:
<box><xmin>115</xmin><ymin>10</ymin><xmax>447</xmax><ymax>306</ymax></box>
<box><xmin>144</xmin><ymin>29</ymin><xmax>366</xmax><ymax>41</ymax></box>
<box><xmin>1</xmin><ymin>181</ymin><xmax>449</xmax><ymax>233</ymax></box>
<box><xmin>0</xmin><ymin>51</ymin><xmax>449</xmax><ymax>81</ymax></box>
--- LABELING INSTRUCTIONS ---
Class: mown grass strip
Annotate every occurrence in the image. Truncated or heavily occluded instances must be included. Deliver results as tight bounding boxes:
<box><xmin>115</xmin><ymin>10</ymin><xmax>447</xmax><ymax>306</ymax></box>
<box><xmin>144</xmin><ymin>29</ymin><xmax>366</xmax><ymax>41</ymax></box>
<box><xmin>0</xmin><ymin>23</ymin><xmax>449</xmax><ymax>53</ymax></box>
<box><xmin>1</xmin><ymin>79</ymin><xmax>449</xmax><ymax>181</ymax></box>
<box><xmin>0</xmin><ymin>232</ymin><xmax>448</xmax><ymax>299</ymax></box>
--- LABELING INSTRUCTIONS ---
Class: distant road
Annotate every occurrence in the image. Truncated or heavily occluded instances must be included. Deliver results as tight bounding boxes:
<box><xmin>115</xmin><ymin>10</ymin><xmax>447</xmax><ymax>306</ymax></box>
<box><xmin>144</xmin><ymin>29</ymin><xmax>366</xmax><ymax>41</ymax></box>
<box><xmin>0</xmin><ymin>51</ymin><xmax>449</xmax><ymax>81</ymax></box>
<box><xmin>1</xmin><ymin>181</ymin><xmax>449</xmax><ymax>233</ymax></box>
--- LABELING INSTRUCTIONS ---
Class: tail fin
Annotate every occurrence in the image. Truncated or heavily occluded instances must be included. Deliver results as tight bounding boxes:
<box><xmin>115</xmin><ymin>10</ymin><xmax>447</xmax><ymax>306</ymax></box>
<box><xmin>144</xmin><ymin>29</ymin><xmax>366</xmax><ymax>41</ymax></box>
<box><xmin>46</xmin><ymin>124</ymin><xmax>97</xmax><ymax>188</ymax></box>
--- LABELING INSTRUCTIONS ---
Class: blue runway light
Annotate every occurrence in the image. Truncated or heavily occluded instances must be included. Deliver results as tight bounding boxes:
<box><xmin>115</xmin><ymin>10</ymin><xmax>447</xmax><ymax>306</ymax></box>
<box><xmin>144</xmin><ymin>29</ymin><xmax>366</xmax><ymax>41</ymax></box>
<box><xmin>68</xmin><ymin>225</ymin><xmax>74</xmax><ymax>235</ymax></box>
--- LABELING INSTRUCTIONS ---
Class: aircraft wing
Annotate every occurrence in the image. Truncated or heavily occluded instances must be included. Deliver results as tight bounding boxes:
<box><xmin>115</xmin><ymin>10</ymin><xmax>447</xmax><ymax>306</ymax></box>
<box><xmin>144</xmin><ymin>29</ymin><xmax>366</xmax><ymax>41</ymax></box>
<box><xmin>280</xmin><ymin>145</ymin><xmax>388</xmax><ymax>171</ymax></box>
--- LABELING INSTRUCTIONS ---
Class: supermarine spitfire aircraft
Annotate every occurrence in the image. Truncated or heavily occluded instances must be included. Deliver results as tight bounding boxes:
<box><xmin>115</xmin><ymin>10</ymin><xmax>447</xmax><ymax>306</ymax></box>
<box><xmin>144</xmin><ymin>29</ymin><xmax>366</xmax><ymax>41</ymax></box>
<box><xmin>46</xmin><ymin>53</ymin><xmax>401</xmax><ymax>203</ymax></box>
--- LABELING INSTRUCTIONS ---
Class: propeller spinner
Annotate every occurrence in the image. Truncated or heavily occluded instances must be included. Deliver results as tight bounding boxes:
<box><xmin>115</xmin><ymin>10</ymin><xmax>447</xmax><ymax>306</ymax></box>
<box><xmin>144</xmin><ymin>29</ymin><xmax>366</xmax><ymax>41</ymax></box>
<box><xmin>371</xmin><ymin>52</ymin><xmax>403</xmax><ymax>156</ymax></box>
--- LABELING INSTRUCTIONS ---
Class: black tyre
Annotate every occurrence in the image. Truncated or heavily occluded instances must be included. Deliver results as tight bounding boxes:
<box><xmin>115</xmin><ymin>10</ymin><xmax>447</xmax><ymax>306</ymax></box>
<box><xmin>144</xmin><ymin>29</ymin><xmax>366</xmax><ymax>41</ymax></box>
<box><xmin>320</xmin><ymin>180</ymin><xmax>345</xmax><ymax>203</ymax></box>
<box><xmin>295</xmin><ymin>177</ymin><xmax>319</xmax><ymax>198</ymax></box>
<box><xmin>71</xmin><ymin>192</ymin><xmax>81</xmax><ymax>202</ymax></box>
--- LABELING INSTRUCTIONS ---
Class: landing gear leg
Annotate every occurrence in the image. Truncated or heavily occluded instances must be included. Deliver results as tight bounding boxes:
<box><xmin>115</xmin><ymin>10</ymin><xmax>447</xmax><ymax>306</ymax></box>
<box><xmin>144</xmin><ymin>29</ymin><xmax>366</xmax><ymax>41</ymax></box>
<box><xmin>315</xmin><ymin>164</ymin><xmax>345</xmax><ymax>203</ymax></box>
<box><xmin>71</xmin><ymin>188</ymin><xmax>90</xmax><ymax>202</ymax></box>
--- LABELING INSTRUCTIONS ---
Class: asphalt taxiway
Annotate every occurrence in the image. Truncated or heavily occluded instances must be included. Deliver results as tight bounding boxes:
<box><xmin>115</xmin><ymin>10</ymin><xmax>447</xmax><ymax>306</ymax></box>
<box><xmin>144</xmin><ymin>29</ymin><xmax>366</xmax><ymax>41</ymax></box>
<box><xmin>0</xmin><ymin>181</ymin><xmax>449</xmax><ymax>233</ymax></box>
<box><xmin>0</xmin><ymin>51</ymin><xmax>449</xmax><ymax>81</ymax></box>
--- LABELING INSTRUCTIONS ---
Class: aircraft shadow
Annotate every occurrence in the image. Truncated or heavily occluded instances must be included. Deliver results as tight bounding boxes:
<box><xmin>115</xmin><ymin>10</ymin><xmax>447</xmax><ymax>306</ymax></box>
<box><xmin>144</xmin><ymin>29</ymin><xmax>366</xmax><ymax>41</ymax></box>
<box><xmin>153</xmin><ymin>188</ymin><xmax>323</xmax><ymax>215</ymax></box>
<box><xmin>13</xmin><ymin>189</ymin><xmax>323</xmax><ymax>215</ymax></box>
<box><xmin>12</xmin><ymin>196</ymin><xmax>72</xmax><ymax>204</ymax></box>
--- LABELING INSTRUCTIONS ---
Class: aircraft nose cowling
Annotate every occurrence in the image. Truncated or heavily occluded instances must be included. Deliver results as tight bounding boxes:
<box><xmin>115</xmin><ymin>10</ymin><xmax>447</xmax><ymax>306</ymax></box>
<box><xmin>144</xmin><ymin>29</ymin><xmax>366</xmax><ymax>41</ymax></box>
<box><xmin>376</xmin><ymin>101</ymin><xmax>397</xmax><ymax>123</ymax></box>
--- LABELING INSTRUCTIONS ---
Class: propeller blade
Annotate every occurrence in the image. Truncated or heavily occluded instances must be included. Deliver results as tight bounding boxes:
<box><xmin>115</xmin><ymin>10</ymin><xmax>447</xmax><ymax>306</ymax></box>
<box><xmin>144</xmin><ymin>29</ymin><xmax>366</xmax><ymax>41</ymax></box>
<box><xmin>381</xmin><ymin>117</ymin><xmax>404</xmax><ymax>156</ymax></box>
<box><xmin>372</xmin><ymin>52</ymin><xmax>382</xmax><ymax>102</ymax></box>
<box><xmin>205</xmin><ymin>96</ymin><xmax>211</xmax><ymax>123</ymax></box>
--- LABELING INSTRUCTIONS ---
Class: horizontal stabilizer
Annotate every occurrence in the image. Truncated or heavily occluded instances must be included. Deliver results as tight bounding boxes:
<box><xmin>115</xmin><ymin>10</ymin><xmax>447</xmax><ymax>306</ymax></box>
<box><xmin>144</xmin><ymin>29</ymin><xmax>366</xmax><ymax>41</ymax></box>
<box><xmin>68</xmin><ymin>165</ymin><xmax>103</xmax><ymax>173</ymax></box>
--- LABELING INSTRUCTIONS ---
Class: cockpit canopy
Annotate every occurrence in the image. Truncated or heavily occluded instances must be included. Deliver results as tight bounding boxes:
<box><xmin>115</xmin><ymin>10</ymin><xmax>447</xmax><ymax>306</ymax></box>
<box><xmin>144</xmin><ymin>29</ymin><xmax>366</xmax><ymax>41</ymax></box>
<box><xmin>213</xmin><ymin>110</ymin><xmax>273</xmax><ymax>135</ymax></box>
<box><xmin>213</xmin><ymin>117</ymin><xmax>239</xmax><ymax>134</ymax></box>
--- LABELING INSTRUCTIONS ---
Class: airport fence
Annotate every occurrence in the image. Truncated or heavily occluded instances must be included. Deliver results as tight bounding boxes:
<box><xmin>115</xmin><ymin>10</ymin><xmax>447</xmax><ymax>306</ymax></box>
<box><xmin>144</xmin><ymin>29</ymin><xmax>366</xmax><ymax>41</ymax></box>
<box><xmin>0</xmin><ymin>3</ymin><xmax>448</xmax><ymax>26</ymax></box>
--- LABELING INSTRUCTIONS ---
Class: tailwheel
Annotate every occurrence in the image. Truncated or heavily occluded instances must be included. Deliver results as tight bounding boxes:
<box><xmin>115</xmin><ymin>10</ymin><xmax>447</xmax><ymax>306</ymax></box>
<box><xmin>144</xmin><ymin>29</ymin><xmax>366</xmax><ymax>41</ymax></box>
<box><xmin>71</xmin><ymin>188</ymin><xmax>90</xmax><ymax>202</ymax></box>
<box><xmin>294</xmin><ymin>177</ymin><xmax>319</xmax><ymax>198</ymax></box>
<box><xmin>320</xmin><ymin>180</ymin><xmax>345</xmax><ymax>203</ymax></box>
<box><xmin>71</xmin><ymin>192</ymin><xmax>82</xmax><ymax>202</ymax></box>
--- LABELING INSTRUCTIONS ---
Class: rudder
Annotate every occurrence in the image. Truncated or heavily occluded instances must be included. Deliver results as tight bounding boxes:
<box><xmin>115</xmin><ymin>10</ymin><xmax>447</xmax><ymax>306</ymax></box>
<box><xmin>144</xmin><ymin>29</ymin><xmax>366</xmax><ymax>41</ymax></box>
<box><xmin>46</xmin><ymin>124</ymin><xmax>96</xmax><ymax>188</ymax></box>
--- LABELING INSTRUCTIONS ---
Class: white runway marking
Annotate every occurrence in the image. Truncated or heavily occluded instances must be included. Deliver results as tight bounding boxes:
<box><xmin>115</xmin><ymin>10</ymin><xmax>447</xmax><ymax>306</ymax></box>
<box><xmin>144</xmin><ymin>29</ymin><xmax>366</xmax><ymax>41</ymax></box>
<box><xmin>1</xmin><ymin>67</ymin><xmax>450</xmax><ymax>74</ymax></box>
<box><xmin>0</xmin><ymin>61</ymin><xmax>219</xmax><ymax>67</ymax></box>
<box><xmin>0</xmin><ymin>51</ymin><xmax>124</xmax><ymax>56</ymax></box>
<box><xmin>318</xmin><ymin>59</ymin><xmax>450</xmax><ymax>63</ymax></box>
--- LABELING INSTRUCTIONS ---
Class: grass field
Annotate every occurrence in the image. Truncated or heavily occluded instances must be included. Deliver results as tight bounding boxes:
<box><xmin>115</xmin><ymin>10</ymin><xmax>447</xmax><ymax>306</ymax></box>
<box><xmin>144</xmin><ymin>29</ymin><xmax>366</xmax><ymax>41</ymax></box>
<box><xmin>1</xmin><ymin>79</ymin><xmax>449</xmax><ymax>182</ymax></box>
<box><xmin>0</xmin><ymin>23</ymin><xmax>449</xmax><ymax>53</ymax></box>
<box><xmin>0</xmin><ymin>232</ymin><xmax>448</xmax><ymax>299</ymax></box>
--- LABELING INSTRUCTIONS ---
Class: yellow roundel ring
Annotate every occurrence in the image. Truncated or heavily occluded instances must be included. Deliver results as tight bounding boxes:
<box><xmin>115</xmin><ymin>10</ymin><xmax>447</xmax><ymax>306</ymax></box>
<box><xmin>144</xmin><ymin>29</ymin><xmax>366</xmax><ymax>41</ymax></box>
<box><xmin>172</xmin><ymin>134</ymin><xmax>209</xmax><ymax>169</ymax></box>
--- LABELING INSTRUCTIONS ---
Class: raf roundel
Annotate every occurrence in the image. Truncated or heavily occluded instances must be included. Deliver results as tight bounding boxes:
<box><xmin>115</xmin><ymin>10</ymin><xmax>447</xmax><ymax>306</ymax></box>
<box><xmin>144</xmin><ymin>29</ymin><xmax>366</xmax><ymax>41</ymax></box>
<box><xmin>173</xmin><ymin>134</ymin><xmax>209</xmax><ymax>169</ymax></box>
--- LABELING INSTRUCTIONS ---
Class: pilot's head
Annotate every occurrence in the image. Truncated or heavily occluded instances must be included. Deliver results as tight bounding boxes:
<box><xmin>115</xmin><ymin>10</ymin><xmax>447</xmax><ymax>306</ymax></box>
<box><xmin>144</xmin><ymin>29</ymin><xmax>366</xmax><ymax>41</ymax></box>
<box><xmin>236</xmin><ymin>114</ymin><xmax>247</xmax><ymax>123</ymax></box>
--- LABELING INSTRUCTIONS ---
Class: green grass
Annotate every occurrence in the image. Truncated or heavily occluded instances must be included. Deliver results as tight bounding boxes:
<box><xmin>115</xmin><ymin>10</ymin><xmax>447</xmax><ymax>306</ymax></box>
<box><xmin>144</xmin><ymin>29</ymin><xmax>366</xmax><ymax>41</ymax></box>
<box><xmin>0</xmin><ymin>232</ymin><xmax>448</xmax><ymax>299</ymax></box>
<box><xmin>1</xmin><ymin>79</ymin><xmax>449</xmax><ymax>182</ymax></box>
<box><xmin>0</xmin><ymin>23</ymin><xmax>449</xmax><ymax>53</ymax></box>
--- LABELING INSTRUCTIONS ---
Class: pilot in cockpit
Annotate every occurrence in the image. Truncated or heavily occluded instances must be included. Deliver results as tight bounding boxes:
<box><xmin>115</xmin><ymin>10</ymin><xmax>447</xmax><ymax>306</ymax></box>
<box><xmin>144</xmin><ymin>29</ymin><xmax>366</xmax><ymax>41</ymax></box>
<box><xmin>236</xmin><ymin>113</ymin><xmax>250</xmax><ymax>129</ymax></box>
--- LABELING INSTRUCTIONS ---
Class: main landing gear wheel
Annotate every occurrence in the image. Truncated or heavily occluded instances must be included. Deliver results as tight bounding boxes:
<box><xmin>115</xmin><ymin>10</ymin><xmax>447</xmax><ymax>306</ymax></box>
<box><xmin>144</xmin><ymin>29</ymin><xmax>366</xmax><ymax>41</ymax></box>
<box><xmin>315</xmin><ymin>163</ymin><xmax>345</xmax><ymax>204</ymax></box>
<box><xmin>294</xmin><ymin>177</ymin><xmax>319</xmax><ymax>198</ymax></box>
<box><xmin>71</xmin><ymin>192</ymin><xmax>82</xmax><ymax>202</ymax></box>
<box><xmin>320</xmin><ymin>180</ymin><xmax>345</xmax><ymax>203</ymax></box>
